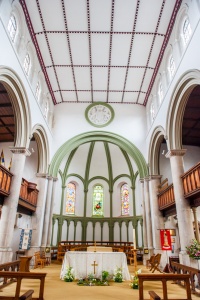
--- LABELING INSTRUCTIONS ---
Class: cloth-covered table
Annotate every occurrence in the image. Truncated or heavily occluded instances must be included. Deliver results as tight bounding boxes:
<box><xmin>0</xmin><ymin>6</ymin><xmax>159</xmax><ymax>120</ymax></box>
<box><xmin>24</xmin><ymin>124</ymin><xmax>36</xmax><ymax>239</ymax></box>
<box><xmin>60</xmin><ymin>251</ymin><xmax>130</xmax><ymax>280</ymax></box>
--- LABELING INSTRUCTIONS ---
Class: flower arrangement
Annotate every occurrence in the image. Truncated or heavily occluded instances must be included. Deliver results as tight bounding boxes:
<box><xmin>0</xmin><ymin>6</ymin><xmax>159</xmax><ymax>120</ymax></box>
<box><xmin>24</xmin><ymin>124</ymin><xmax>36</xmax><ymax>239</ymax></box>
<box><xmin>64</xmin><ymin>266</ymin><xmax>74</xmax><ymax>282</ymax></box>
<box><xmin>186</xmin><ymin>239</ymin><xmax>200</xmax><ymax>260</ymax></box>
<box><xmin>130</xmin><ymin>269</ymin><xmax>141</xmax><ymax>289</ymax></box>
<box><xmin>113</xmin><ymin>267</ymin><xmax>123</xmax><ymax>282</ymax></box>
<box><xmin>77</xmin><ymin>270</ymin><xmax>110</xmax><ymax>286</ymax></box>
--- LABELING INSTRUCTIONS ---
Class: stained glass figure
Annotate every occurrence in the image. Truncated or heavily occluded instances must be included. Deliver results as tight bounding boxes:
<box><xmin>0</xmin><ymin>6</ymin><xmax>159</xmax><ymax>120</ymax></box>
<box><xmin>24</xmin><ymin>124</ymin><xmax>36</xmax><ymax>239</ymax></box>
<box><xmin>93</xmin><ymin>185</ymin><xmax>104</xmax><ymax>216</ymax></box>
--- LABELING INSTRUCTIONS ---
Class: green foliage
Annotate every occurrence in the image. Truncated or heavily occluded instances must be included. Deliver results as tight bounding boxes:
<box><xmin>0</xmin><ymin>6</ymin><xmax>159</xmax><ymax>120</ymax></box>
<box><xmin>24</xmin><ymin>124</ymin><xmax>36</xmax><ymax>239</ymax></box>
<box><xmin>64</xmin><ymin>266</ymin><xmax>74</xmax><ymax>282</ymax></box>
<box><xmin>113</xmin><ymin>267</ymin><xmax>123</xmax><ymax>282</ymax></box>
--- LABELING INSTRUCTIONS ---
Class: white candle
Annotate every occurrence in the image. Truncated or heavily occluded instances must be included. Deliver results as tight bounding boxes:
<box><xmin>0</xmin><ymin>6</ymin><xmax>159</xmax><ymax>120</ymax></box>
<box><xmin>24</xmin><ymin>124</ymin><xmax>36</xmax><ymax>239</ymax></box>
<box><xmin>133</xmin><ymin>228</ymin><xmax>136</xmax><ymax>249</ymax></box>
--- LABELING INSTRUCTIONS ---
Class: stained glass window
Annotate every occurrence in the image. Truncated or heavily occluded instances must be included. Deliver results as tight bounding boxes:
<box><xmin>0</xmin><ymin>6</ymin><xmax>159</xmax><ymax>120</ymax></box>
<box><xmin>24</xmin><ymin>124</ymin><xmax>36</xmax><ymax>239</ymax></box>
<box><xmin>66</xmin><ymin>182</ymin><xmax>75</xmax><ymax>215</ymax></box>
<box><xmin>121</xmin><ymin>183</ymin><xmax>129</xmax><ymax>215</ymax></box>
<box><xmin>92</xmin><ymin>185</ymin><xmax>104</xmax><ymax>216</ymax></box>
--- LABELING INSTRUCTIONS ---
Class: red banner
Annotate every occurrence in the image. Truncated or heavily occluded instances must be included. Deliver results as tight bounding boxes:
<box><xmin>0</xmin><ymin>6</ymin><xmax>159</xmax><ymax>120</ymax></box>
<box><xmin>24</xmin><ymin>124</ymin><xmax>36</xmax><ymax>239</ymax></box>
<box><xmin>160</xmin><ymin>229</ymin><xmax>172</xmax><ymax>250</ymax></box>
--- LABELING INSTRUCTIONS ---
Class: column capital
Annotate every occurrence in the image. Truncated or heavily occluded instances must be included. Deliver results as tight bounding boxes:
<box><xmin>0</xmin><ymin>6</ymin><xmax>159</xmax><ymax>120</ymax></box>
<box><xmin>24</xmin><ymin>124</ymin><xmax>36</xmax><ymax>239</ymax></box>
<box><xmin>36</xmin><ymin>173</ymin><xmax>49</xmax><ymax>179</ymax></box>
<box><xmin>53</xmin><ymin>177</ymin><xmax>58</xmax><ymax>182</ymax></box>
<box><xmin>140</xmin><ymin>178</ymin><xmax>144</xmax><ymax>183</ymax></box>
<box><xmin>9</xmin><ymin>147</ymin><xmax>31</xmax><ymax>156</ymax></box>
<box><xmin>165</xmin><ymin>149</ymin><xmax>187</xmax><ymax>158</ymax></box>
<box><xmin>149</xmin><ymin>175</ymin><xmax>162</xmax><ymax>181</ymax></box>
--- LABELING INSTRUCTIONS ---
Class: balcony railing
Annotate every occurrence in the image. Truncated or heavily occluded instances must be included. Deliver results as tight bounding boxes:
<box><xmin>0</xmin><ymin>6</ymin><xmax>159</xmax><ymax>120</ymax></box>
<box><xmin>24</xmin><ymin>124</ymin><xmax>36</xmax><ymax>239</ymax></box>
<box><xmin>19</xmin><ymin>178</ymin><xmax>38</xmax><ymax>212</ymax></box>
<box><xmin>0</xmin><ymin>165</ymin><xmax>13</xmax><ymax>197</ymax></box>
<box><xmin>158</xmin><ymin>183</ymin><xmax>175</xmax><ymax>211</ymax></box>
<box><xmin>181</xmin><ymin>162</ymin><xmax>200</xmax><ymax>199</ymax></box>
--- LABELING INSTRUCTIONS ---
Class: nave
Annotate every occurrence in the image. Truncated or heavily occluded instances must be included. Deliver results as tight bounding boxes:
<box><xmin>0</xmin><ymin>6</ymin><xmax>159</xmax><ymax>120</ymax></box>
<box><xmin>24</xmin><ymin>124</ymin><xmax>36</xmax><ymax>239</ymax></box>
<box><xmin>1</xmin><ymin>261</ymin><xmax>200</xmax><ymax>300</ymax></box>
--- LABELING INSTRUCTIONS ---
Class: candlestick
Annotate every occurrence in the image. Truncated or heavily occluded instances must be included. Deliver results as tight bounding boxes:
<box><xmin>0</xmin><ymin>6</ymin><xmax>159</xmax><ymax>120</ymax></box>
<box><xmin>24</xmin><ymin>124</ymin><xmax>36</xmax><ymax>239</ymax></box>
<box><xmin>133</xmin><ymin>228</ymin><xmax>136</xmax><ymax>249</ymax></box>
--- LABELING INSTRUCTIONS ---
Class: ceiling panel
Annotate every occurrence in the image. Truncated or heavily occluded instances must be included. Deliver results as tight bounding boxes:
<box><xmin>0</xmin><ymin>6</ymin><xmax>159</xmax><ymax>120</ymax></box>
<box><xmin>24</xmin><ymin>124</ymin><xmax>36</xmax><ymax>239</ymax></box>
<box><xmin>77</xmin><ymin>91</ymin><xmax>92</xmax><ymax>102</ymax></box>
<box><xmin>21</xmin><ymin>0</ymin><xmax>182</xmax><ymax>105</ymax></box>
<box><xmin>61</xmin><ymin>91</ymin><xmax>77</xmax><ymax>102</ymax></box>
<box><xmin>93</xmin><ymin>91</ymin><xmax>107</xmax><ymax>103</ymax></box>
<box><xmin>109</xmin><ymin>91</ymin><xmax>123</xmax><ymax>103</ymax></box>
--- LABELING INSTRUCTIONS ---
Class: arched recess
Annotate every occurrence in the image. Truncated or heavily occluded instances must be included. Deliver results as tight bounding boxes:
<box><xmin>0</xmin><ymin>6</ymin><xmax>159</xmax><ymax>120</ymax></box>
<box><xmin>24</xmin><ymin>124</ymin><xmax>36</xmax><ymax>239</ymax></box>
<box><xmin>0</xmin><ymin>66</ymin><xmax>31</xmax><ymax>147</ymax></box>
<box><xmin>148</xmin><ymin>126</ymin><xmax>166</xmax><ymax>175</ymax></box>
<box><xmin>166</xmin><ymin>69</ymin><xmax>200</xmax><ymax>150</ymax></box>
<box><xmin>32</xmin><ymin>124</ymin><xmax>50</xmax><ymax>174</ymax></box>
<box><xmin>49</xmin><ymin>131</ymin><xmax>148</xmax><ymax>179</ymax></box>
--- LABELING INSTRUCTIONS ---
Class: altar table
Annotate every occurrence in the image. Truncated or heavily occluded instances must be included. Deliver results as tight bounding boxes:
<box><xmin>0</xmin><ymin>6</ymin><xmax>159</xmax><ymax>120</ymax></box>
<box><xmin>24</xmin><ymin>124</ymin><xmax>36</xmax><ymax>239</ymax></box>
<box><xmin>60</xmin><ymin>251</ymin><xmax>130</xmax><ymax>280</ymax></box>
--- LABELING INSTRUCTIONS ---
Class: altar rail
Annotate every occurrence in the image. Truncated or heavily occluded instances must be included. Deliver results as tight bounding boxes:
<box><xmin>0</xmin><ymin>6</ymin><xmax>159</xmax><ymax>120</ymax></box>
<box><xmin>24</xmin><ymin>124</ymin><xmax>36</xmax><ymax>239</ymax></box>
<box><xmin>138</xmin><ymin>273</ymin><xmax>191</xmax><ymax>300</ymax></box>
<box><xmin>0</xmin><ymin>260</ymin><xmax>20</xmax><ymax>288</ymax></box>
<box><xmin>171</xmin><ymin>261</ymin><xmax>200</xmax><ymax>296</ymax></box>
<box><xmin>0</xmin><ymin>271</ymin><xmax>46</xmax><ymax>300</ymax></box>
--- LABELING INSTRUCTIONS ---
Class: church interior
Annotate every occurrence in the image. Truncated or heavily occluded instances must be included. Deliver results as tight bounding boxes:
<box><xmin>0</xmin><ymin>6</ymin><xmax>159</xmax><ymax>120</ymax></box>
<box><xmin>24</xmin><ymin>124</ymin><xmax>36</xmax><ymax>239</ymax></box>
<box><xmin>1</xmin><ymin>0</ymin><xmax>200</xmax><ymax>299</ymax></box>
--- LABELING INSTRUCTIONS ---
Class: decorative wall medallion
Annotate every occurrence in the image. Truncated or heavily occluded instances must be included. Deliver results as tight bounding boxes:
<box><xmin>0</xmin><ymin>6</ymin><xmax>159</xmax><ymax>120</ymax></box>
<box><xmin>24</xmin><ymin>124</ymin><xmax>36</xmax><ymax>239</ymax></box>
<box><xmin>85</xmin><ymin>102</ymin><xmax>114</xmax><ymax>127</ymax></box>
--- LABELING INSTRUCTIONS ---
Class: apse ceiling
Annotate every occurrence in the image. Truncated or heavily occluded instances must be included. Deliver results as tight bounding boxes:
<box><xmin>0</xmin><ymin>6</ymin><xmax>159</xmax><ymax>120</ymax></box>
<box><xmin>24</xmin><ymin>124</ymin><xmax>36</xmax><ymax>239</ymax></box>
<box><xmin>20</xmin><ymin>0</ymin><xmax>182</xmax><ymax>106</ymax></box>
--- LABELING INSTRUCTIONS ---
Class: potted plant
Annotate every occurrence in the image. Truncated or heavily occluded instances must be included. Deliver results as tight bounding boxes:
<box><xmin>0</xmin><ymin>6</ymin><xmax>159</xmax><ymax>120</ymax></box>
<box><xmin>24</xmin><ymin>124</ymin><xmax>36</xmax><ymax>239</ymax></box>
<box><xmin>186</xmin><ymin>239</ymin><xmax>200</xmax><ymax>260</ymax></box>
<box><xmin>64</xmin><ymin>266</ymin><xmax>74</xmax><ymax>282</ymax></box>
<box><xmin>113</xmin><ymin>267</ymin><xmax>123</xmax><ymax>282</ymax></box>
<box><xmin>102</xmin><ymin>270</ymin><xmax>109</xmax><ymax>282</ymax></box>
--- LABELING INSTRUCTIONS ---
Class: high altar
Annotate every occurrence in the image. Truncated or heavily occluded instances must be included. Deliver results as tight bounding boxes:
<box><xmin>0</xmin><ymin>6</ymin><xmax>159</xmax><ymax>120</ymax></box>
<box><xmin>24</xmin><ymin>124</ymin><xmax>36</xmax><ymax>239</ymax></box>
<box><xmin>60</xmin><ymin>250</ymin><xmax>130</xmax><ymax>280</ymax></box>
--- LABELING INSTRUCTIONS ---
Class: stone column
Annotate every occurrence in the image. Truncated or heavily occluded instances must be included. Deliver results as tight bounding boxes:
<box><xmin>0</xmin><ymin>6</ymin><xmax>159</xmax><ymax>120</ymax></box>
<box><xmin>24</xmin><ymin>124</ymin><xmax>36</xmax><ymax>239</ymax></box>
<box><xmin>140</xmin><ymin>179</ymin><xmax>148</xmax><ymax>248</ymax></box>
<box><xmin>144</xmin><ymin>177</ymin><xmax>153</xmax><ymax>252</ymax></box>
<box><xmin>192</xmin><ymin>207</ymin><xmax>200</xmax><ymax>243</ymax></box>
<box><xmin>41</xmin><ymin>176</ymin><xmax>53</xmax><ymax>247</ymax></box>
<box><xmin>0</xmin><ymin>147</ymin><xmax>30</xmax><ymax>263</ymax></box>
<box><xmin>166</xmin><ymin>150</ymin><xmax>194</xmax><ymax>264</ymax></box>
<box><xmin>149</xmin><ymin>175</ymin><xmax>164</xmax><ymax>251</ymax></box>
<box><xmin>30</xmin><ymin>174</ymin><xmax>48</xmax><ymax>250</ymax></box>
<box><xmin>47</xmin><ymin>177</ymin><xmax>58</xmax><ymax>246</ymax></box>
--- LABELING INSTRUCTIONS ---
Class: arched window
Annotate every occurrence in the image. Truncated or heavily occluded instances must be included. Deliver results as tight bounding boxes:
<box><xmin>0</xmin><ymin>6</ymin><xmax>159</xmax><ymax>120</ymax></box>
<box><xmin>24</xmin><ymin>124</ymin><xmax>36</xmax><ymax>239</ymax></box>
<box><xmin>158</xmin><ymin>81</ymin><xmax>163</xmax><ymax>103</ymax></box>
<box><xmin>66</xmin><ymin>182</ymin><xmax>76</xmax><ymax>215</ymax></box>
<box><xmin>92</xmin><ymin>185</ymin><xmax>104</xmax><ymax>216</ymax></box>
<box><xmin>121</xmin><ymin>183</ymin><xmax>129</xmax><ymax>216</ymax></box>
<box><xmin>169</xmin><ymin>55</ymin><xmax>175</xmax><ymax>77</ymax></box>
<box><xmin>35</xmin><ymin>82</ymin><xmax>40</xmax><ymax>101</ymax></box>
<box><xmin>8</xmin><ymin>15</ymin><xmax>17</xmax><ymax>41</ymax></box>
<box><xmin>183</xmin><ymin>18</ymin><xmax>191</xmax><ymax>45</ymax></box>
<box><xmin>23</xmin><ymin>53</ymin><xmax>30</xmax><ymax>75</ymax></box>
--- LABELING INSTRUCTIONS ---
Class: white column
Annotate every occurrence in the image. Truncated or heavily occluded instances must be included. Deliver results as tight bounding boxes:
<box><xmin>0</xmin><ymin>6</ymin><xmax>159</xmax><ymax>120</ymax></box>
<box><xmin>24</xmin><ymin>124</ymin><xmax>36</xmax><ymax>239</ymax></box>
<box><xmin>47</xmin><ymin>177</ymin><xmax>58</xmax><ymax>246</ymax></box>
<box><xmin>140</xmin><ymin>179</ymin><xmax>147</xmax><ymax>248</ymax></box>
<box><xmin>166</xmin><ymin>150</ymin><xmax>194</xmax><ymax>264</ymax></box>
<box><xmin>41</xmin><ymin>176</ymin><xmax>53</xmax><ymax>247</ymax></box>
<box><xmin>30</xmin><ymin>173</ymin><xmax>48</xmax><ymax>249</ymax></box>
<box><xmin>0</xmin><ymin>147</ymin><xmax>30</xmax><ymax>263</ymax></box>
<box><xmin>149</xmin><ymin>175</ymin><xmax>164</xmax><ymax>251</ymax></box>
<box><xmin>192</xmin><ymin>207</ymin><xmax>200</xmax><ymax>243</ymax></box>
<box><xmin>144</xmin><ymin>177</ymin><xmax>153</xmax><ymax>251</ymax></box>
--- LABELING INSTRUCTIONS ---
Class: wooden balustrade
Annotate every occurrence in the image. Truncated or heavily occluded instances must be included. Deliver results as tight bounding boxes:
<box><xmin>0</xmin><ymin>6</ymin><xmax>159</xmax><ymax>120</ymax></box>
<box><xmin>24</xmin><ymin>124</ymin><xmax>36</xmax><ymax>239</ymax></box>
<box><xmin>0</xmin><ymin>260</ymin><xmax>20</xmax><ymax>288</ymax></box>
<box><xmin>157</xmin><ymin>183</ymin><xmax>175</xmax><ymax>211</ymax></box>
<box><xmin>19</xmin><ymin>178</ymin><xmax>38</xmax><ymax>212</ymax></box>
<box><xmin>0</xmin><ymin>164</ymin><xmax>13</xmax><ymax>197</ymax></box>
<box><xmin>171</xmin><ymin>261</ymin><xmax>200</xmax><ymax>296</ymax></box>
<box><xmin>181</xmin><ymin>162</ymin><xmax>200</xmax><ymax>202</ymax></box>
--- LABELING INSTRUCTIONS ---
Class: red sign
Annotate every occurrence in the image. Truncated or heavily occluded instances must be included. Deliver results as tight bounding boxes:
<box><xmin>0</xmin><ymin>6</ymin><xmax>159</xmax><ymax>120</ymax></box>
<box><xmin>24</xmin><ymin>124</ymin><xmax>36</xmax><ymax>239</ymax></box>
<box><xmin>160</xmin><ymin>229</ymin><xmax>172</xmax><ymax>250</ymax></box>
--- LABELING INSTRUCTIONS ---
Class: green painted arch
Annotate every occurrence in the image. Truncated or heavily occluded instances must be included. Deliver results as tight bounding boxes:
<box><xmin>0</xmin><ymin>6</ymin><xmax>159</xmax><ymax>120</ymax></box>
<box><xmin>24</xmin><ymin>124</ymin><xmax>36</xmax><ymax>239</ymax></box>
<box><xmin>49</xmin><ymin>131</ymin><xmax>148</xmax><ymax>178</ymax></box>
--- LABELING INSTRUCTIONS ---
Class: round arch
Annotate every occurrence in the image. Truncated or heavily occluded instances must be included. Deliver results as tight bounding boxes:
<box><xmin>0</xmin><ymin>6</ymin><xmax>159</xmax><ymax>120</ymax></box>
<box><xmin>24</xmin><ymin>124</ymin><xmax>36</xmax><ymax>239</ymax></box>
<box><xmin>148</xmin><ymin>126</ymin><xmax>166</xmax><ymax>175</ymax></box>
<box><xmin>166</xmin><ymin>69</ymin><xmax>200</xmax><ymax>150</ymax></box>
<box><xmin>49</xmin><ymin>131</ymin><xmax>148</xmax><ymax>178</ymax></box>
<box><xmin>32</xmin><ymin>124</ymin><xmax>50</xmax><ymax>174</ymax></box>
<box><xmin>0</xmin><ymin>66</ymin><xmax>32</xmax><ymax>148</ymax></box>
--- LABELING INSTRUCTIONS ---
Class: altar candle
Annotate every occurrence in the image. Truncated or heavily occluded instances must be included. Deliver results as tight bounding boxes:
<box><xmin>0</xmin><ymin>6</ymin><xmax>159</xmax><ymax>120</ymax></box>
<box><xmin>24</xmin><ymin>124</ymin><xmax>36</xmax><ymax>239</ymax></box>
<box><xmin>133</xmin><ymin>229</ymin><xmax>136</xmax><ymax>249</ymax></box>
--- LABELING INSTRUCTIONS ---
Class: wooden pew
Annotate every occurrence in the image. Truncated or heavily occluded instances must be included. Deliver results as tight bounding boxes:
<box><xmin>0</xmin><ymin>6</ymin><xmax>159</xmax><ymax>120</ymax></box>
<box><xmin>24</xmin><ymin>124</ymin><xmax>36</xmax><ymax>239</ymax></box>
<box><xmin>19</xmin><ymin>290</ymin><xmax>34</xmax><ymax>300</ymax></box>
<box><xmin>138</xmin><ymin>273</ymin><xmax>192</xmax><ymax>300</ymax></box>
<box><xmin>0</xmin><ymin>271</ymin><xmax>46</xmax><ymax>300</ymax></box>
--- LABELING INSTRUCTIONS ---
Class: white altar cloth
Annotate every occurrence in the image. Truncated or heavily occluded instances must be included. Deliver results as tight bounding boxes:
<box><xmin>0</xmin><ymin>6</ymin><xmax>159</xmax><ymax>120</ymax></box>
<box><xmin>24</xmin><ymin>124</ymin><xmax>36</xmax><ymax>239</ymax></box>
<box><xmin>60</xmin><ymin>251</ymin><xmax>130</xmax><ymax>280</ymax></box>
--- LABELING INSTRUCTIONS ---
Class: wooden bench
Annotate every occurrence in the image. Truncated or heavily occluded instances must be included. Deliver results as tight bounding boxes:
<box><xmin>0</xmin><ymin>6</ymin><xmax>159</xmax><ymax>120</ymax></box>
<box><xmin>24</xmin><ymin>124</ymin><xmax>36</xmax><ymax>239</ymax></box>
<box><xmin>0</xmin><ymin>271</ymin><xmax>46</xmax><ymax>300</ymax></box>
<box><xmin>0</xmin><ymin>260</ymin><xmax>20</xmax><ymax>289</ymax></box>
<box><xmin>138</xmin><ymin>273</ymin><xmax>192</xmax><ymax>300</ymax></box>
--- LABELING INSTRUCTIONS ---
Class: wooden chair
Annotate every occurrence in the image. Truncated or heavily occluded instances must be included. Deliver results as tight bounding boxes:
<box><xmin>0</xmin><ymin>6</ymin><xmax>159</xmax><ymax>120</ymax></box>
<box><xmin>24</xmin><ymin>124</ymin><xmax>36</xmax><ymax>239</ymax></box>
<box><xmin>149</xmin><ymin>253</ymin><xmax>162</xmax><ymax>273</ymax></box>
<box><xmin>34</xmin><ymin>251</ymin><xmax>46</xmax><ymax>269</ymax></box>
<box><xmin>146</xmin><ymin>254</ymin><xmax>155</xmax><ymax>269</ymax></box>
